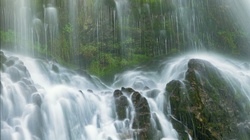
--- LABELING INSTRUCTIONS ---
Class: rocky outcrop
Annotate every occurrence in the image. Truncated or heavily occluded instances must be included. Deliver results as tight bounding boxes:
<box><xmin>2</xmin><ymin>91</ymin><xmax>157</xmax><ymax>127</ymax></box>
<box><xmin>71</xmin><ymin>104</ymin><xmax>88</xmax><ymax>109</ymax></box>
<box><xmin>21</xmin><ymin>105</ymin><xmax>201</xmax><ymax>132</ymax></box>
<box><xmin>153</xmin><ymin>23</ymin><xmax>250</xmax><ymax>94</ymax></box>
<box><xmin>131</xmin><ymin>92</ymin><xmax>151</xmax><ymax>129</ymax></box>
<box><xmin>113</xmin><ymin>89</ymin><xmax>129</xmax><ymax>120</ymax></box>
<box><xmin>113</xmin><ymin>88</ymin><xmax>163</xmax><ymax>140</ymax></box>
<box><xmin>166</xmin><ymin>59</ymin><xmax>250</xmax><ymax>140</ymax></box>
<box><xmin>1</xmin><ymin>51</ymin><xmax>38</xmax><ymax>101</ymax></box>
<box><xmin>131</xmin><ymin>91</ymin><xmax>154</xmax><ymax>140</ymax></box>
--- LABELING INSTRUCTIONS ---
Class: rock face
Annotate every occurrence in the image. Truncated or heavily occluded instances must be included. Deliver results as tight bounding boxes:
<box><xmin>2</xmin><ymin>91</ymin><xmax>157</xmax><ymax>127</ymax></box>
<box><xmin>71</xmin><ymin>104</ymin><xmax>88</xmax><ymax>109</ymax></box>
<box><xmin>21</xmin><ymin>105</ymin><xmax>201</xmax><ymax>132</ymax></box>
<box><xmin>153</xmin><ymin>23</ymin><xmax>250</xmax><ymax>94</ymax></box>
<box><xmin>166</xmin><ymin>59</ymin><xmax>250</xmax><ymax>140</ymax></box>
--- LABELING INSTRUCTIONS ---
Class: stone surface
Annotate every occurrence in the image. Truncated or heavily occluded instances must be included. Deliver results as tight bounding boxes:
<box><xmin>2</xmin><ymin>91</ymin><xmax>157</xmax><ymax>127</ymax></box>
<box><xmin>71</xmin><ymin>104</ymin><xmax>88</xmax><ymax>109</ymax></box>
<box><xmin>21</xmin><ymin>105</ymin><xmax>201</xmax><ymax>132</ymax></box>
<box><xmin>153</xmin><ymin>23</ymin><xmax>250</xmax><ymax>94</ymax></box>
<box><xmin>166</xmin><ymin>59</ymin><xmax>250</xmax><ymax>140</ymax></box>
<box><xmin>113</xmin><ymin>89</ymin><xmax>129</xmax><ymax>120</ymax></box>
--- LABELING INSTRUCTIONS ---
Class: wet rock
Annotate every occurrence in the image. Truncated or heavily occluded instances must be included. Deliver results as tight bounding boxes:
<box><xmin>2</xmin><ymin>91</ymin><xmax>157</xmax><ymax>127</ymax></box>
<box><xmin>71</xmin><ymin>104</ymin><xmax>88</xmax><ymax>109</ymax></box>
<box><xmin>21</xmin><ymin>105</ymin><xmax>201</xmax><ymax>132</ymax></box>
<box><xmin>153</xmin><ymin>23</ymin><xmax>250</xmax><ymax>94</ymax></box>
<box><xmin>5</xmin><ymin>56</ymin><xmax>18</xmax><ymax>67</ymax></box>
<box><xmin>7</xmin><ymin>67</ymin><xmax>21</xmax><ymax>82</ymax></box>
<box><xmin>121</xmin><ymin>87</ymin><xmax>135</xmax><ymax>96</ymax></box>
<box><xmin>113</xmin><ymin>89</ymin><xmax>129</xmax><ymax>120</ymax></box>
<box><xmin>15</xmin><ymin>61</ymin><xmax>27</xmax><ymax>72</ymax></box>
<box><xmin>0</xmin><ymin>51</ymin><xmax>7</xmax><ymax>71</ymax></box>
<box><xmin>166</xmin><ymin>59</ymin><xmax>250</xmax><ymax>140</ymax></box>
<box><xmin>0</xmin><ymin>51</ymin><xmax>7</xmax><ymax>63</ymax></box>
<box><xmin>131</xmin><ymin>92</ymin><xmax>151</xmax><ymax>122</ymax></box>
<box><xmin>32</xmin><ymin>93</ymin><xmax>42</xmax><ymax>107</ymax></box>
<box><xmin>51</xmin><ymin>63</ymin><xmax>59</xmax><ymax>73</ymax></box>
<box><xmin>113</xmin><ymin>89</ymin><xmax>123</xmax><ymax>98</ymax></box>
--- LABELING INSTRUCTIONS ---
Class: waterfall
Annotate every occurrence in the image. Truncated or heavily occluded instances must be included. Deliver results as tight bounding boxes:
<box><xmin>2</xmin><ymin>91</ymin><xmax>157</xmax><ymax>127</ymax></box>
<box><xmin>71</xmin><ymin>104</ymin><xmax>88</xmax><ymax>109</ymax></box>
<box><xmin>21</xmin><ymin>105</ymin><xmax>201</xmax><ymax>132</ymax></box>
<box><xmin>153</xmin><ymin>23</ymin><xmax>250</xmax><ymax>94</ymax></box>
<box><xmin>114</xmin><ymin>0</ymin><xmax>131</xmax><ymax>58</ymax></box>
<box><xmin>1</xmin><ymin>0</ymin><xmax>250</xmax><ymax>139</ymax></box>
<box><xmin>171</xmin><ymin>0</ymin><xmax>206</xmax><ymax>50</ymax></box>
<box><xmin>2</xmin><ymin>50</ymin><xmax>250</xmax><ymax>139</ymax></box>
<box><xmin>44</xmin><ymin>5</ymin><xmax>59</xmax><ymax>57</ymax></box>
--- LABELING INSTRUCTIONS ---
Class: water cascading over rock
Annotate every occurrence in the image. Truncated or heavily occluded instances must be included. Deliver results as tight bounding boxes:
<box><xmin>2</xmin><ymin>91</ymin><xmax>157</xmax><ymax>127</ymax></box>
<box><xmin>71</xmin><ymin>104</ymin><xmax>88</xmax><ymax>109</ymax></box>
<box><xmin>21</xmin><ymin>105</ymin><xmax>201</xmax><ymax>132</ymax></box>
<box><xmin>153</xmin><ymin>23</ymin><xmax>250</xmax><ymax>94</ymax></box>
<box><xmin>165</xmin><ymin>57</ymin><xmax>250</xmax><ymax>140</ymax></box>
<box><xmin>1</xmin><ymin>0</ymin><xmax>250</xmax><ymax>139</ymax></box>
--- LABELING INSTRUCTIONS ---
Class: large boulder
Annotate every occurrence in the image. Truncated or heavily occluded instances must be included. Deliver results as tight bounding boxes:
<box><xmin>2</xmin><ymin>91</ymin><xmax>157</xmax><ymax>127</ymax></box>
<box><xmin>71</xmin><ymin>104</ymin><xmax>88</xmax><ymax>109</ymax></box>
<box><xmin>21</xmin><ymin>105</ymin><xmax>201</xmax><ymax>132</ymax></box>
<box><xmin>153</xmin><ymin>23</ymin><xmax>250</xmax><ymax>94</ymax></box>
<box><xmin>166</xmin><ymin>59</ymin><xmax>250</xmax><ymax>140</ymax></box>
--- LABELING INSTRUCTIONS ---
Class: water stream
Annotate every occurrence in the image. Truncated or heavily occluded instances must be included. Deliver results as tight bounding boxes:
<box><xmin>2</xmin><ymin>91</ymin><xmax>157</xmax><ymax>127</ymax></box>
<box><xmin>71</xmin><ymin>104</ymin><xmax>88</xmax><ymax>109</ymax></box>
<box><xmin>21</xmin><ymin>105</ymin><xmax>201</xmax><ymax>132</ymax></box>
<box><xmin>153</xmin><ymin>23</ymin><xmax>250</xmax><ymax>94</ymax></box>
<box><xmin>1</xmin><ymin>51</ymin><xmax>250</xmax><ymax>140</ymax></box>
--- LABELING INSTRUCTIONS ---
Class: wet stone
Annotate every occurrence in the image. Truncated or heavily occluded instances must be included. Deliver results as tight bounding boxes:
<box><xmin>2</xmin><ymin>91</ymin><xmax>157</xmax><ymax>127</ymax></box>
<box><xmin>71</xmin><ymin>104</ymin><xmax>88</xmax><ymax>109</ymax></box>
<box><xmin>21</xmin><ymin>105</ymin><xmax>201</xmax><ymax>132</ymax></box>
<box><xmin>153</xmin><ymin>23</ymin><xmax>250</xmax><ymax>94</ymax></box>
<box><xmin>121</xmin><ymin>87</ymin><xmax>135</xmax><ymax>95</ymax></box>
<box><xmin>131</xmin><ymin>92</ymin><xmax>151</xmax><ymax>129</ymax></box>
<box><xmin>51</xmin><ymin>64</ymin><xmax>59</xmax><ymax>73</ymax></box>
<box><xmin>5</xmin><ymin>56</ymin><xmax>19</xmax><ymax>67</ymax></box>
<box><xmin>0</xmin><ymin>51</ymin><xmax>7</xmax><ymax>63</ymax></box>
<box><xmin>114</xmin><ymin>94</ymin><xmax>129</xmax><ymax>120</ymax></box>
<box><xmin>7</xmin><ymin>67</ymin><xmax>21</xmax><ymax>82</ymax></box>
<box><xmin>113</xmin><ymin>89</ymin><xmax>123</xmax><ymax>98</ymax></box>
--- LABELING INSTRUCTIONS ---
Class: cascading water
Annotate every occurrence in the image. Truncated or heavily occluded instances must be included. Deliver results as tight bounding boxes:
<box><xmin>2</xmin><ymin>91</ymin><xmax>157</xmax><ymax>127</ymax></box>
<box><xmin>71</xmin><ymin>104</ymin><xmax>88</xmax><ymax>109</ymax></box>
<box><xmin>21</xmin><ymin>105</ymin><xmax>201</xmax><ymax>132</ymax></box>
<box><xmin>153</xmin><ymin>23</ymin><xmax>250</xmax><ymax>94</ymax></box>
<box><xmin>67</xmin><ymin>0</ymin><xmax>80</xmax><ymax>62</ymax></box>
<box><xmin>44</xmin><ymin>5</ymin><xmax>59</xmax><ymax>56</ymax></box>
<box><xmin>0</xmin><ymin>50</ymin><xmax>179</xmax><ymax>140</ymax></box>
<box><xmin>2</xmin><ymin>50</ymin><xmax>250</xmax><ymax>140</ymax></box>
<box><xmin>171</xmin><ymin>0</ymin><xmax>206</xmax><ymax>50</ymax></box>
<box><xmin>0</xmin><ymin>0</ymin><xmax>32</xmax><ymax>52</ymax></box>
<box><xmin>114</xmin><ymin>0</ymin><xmax>131</xmax><ymax>57</ymax></box>
<box><xmin>1</xmin><ymin>0</ymin><xmax>250</xmax><ymax>139</ymax></box>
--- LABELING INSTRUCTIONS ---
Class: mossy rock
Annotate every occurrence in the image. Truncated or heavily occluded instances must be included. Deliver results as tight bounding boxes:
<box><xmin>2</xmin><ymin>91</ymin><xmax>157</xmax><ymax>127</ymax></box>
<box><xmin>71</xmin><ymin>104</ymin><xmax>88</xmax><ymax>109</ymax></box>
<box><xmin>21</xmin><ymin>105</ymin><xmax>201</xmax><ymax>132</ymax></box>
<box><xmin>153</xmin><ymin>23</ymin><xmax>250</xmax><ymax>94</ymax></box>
<box><xmin>166</xmin><ymin>59</ymin><xmax>250</xmax><ymax>140</ymax></box>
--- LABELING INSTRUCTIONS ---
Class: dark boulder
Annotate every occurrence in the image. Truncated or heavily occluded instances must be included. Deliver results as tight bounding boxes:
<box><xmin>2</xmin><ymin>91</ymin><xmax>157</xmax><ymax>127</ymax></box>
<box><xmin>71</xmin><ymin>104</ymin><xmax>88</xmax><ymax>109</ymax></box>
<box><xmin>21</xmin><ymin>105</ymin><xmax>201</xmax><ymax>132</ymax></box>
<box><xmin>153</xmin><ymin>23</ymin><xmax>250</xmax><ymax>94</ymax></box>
<box><xmin>131</xmin><ymin>92</ymin><xmax>151</xmax><ymax>129</ymax></box>
<box><xmin>113</xmin><ymin>89</ymin><xmax>123</xmax><ymax>98</ymax></box>
<box><xmin>131</xmin><ymin>92</ymin><xmax>155</xmax><ymax>140</ymax></box>
<box><xmin>51</xmin><ymin>63</ymin><xmax>59</xmax><ymax>73</ymax></box>
<box><xmin>113</xmin><ymin>89</ymin><xmax>129</xmax><ymax>120</ymax></box>
<box><xmin>166</xmin><ymin>59</ymin><xmax>250</xmax><ymax>140</ymax></box>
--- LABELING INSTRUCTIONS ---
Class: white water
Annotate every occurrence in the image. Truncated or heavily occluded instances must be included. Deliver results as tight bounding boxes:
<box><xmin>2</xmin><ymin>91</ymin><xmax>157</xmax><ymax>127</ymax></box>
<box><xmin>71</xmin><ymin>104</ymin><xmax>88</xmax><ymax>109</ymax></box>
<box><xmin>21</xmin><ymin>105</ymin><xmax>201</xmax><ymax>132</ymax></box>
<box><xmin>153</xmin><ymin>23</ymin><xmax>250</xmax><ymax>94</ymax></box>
<box><xmin>1</xmin><ymin>51</ymin><xmax>250</xmax><ymax>140</ymax></box>
<box><xmin>114</xmin><ymin>0</ymin><xmax>132</xmax><ymax>57</ymax></box>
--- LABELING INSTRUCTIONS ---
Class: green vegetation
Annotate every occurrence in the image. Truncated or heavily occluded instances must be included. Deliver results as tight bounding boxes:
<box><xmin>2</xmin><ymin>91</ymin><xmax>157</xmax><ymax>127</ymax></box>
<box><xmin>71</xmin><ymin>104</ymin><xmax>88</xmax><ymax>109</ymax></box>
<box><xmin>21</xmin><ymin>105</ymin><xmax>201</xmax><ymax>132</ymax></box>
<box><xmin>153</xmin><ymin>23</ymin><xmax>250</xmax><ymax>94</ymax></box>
<box><xmin>0</xmin><ymin>30</ymin><xmax>15</xmax><ymax>46</ymax></box>
<box><xmin>1</xmin><ymin>0</ymin><xmax>250</xmax><ymax>77</ymax></box>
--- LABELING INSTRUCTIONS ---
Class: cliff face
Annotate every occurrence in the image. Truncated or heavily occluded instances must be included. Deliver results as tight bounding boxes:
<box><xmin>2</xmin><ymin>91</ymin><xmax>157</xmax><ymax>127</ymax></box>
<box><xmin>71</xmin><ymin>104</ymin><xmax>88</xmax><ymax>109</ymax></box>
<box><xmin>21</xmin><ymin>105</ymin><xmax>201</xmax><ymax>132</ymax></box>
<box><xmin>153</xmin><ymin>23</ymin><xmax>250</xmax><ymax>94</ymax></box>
<box><xmin>166</xmin><ymin>58</ymin><xmax>250</xmax><ymax>140</ymax></box>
